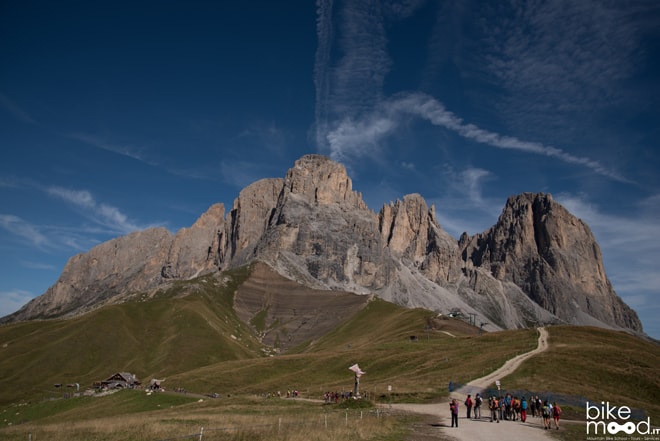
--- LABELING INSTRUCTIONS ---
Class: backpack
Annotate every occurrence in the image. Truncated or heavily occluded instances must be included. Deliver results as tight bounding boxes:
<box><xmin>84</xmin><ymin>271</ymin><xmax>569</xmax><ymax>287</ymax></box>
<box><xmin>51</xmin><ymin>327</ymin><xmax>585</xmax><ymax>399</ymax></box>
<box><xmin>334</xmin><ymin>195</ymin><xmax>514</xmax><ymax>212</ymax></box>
<box><xmin>542</xmin><ymin>405</ymin><xmax>550</xmax><ymax>417</ymax></box>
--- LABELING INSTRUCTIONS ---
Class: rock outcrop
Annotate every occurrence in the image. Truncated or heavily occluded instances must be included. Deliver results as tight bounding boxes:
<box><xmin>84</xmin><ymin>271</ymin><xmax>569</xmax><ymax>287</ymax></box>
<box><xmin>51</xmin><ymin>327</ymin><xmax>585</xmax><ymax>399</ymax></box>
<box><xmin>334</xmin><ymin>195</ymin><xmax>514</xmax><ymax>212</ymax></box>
<box><xmin>254</xmin><ymin>155</ymin><xmax>394</xmax><ymax>293</ymax></box>
<box><xmin>13</xmin><ymin>228</ymin><xmax>172</xmax><ymax>320</ymax></box>
<box><xmin>162</xmin><ymin>203</ymin><xmax>226</xmax><ymax>280</ymax></box>
<box><xmin>225</xmin><ymin>178</ymin><xmax>282</xmax><ymax>266</ymax></box>
<box><xmin>1</xmin><ymin>155</ymin><xmax>643</xmax><ymax>335</ymax></box>
<box><xmin>459</xmin><ymin>193</ymin><xmax>642</xmax><ymax>331</ymax></box>
<box><xmin>379</xmin><ymin>194</ymin><xmax>462</xmax><ymax>285</ymax></box>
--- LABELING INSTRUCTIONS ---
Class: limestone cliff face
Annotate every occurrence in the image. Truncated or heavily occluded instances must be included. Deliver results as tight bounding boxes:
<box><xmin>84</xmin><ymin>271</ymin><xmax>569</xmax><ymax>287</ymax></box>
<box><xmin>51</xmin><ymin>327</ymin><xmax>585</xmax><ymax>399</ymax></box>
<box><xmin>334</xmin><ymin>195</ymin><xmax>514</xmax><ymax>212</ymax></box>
<box><xmin>225</xmin><ymin>178</ymin><xmax>283</xmax><ymax>266</ymax></box>
<box><xmin>7</xmin><ymin>204</ymin><xmax>226</xmax><ymax>321</ymax></box>
<box><xmin>1</xmin><ymin>156</ymin><xmax>643</xmax><ymax>335</ymax></box>
<box><xmin>162</xmin><ymin>203</ymin><xmax>226</xmax><ymax>280</ymax></box>
<box><xmin>9</xmin><ymin>228</ymin><xmax>172</xmax><ymax>320</ymax></box>
<box><xmin>379</xmin><ymin>194</ymin><xmax>461</xmax><ymax>285</ymax></box>
<box><xmin>255</xmin><ymin>155</ymin><xmax>394</xmax><ymax>292</ymax></box>
<box><xmin>459</xmin><ymin>193</ymin><xmax>643</xmax><ymax>332</ymax></box>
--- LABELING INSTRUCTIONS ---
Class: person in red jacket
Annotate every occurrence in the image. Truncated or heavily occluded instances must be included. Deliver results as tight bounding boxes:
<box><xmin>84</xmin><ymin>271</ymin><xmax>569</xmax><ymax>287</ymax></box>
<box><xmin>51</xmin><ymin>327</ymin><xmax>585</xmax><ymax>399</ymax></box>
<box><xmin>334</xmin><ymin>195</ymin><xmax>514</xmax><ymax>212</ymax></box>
<box><xmin>465</xmin><ymin>394</ymin><xmax>473</xmax><ymax>419</ymax></box>
<box><xmin>552</xmin><ymin>402</ymin><xmax>562</xmax><ymax>430</ymax></box>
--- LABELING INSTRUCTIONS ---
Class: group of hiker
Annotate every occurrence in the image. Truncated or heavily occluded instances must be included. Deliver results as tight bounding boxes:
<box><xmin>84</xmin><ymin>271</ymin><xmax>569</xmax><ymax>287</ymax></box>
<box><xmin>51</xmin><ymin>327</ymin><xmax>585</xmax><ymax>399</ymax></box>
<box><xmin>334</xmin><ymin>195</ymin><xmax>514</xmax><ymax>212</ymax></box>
<box><xmin>451</xmin><ymin>393</ymin><xmax>561</xmax><ymax>430</ymax></box>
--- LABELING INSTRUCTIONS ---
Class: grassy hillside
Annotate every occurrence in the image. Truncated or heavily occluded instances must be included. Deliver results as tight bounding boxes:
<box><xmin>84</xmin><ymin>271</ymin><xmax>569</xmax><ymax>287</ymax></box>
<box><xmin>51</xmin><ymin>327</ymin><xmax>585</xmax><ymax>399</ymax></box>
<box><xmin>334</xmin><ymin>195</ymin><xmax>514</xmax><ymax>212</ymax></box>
<box><xmin>502</xmin><ymin>325</ymin><xmax>660</xmax><ymax>421</ymax></box>
<box><xmin>0</xmin><ymin>266</ymin><xmax>262</xmax><ymax>406</ymax></box>
<box><xmin>165</xmin><ymin>300</ymin><xmax>539</xmax><ymax>400</ymax></box>
<box><xmin>1</xmin><ymin>263</ymin><xmax>658</xmax><ymax>440</ymax></box>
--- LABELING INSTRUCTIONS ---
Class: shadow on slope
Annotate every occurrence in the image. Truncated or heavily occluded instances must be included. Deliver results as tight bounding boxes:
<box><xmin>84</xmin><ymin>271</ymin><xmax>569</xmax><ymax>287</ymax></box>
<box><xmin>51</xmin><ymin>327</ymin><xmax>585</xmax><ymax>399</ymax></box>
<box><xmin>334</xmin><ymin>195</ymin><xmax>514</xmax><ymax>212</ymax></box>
<box><xmin>234</xmin><ymin>262</ymin><xmax>371</xmax><ymax>352</ymax></box>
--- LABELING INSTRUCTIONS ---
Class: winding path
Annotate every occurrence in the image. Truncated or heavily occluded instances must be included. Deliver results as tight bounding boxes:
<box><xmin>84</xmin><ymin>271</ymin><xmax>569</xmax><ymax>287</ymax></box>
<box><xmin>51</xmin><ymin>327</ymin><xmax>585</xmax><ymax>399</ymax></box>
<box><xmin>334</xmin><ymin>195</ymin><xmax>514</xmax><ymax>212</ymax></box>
<box><xmin>390</xmin><ymin>327</ymin><xmax>554</xmax><ymax>441</ymax></box>
<box><xmin>453</xmin><ymin>326</ymin><xmax>549</xmax><ymax>398</ymax></box>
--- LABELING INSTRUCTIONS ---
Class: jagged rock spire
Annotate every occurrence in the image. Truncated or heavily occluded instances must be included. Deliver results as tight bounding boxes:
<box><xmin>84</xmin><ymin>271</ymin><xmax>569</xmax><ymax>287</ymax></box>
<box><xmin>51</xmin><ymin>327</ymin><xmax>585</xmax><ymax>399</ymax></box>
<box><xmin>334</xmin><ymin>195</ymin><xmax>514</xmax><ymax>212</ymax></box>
<box><xmin>1</xmin><ymin>157</ymin><xmax>643</xmax><ymax>335</ymax></box>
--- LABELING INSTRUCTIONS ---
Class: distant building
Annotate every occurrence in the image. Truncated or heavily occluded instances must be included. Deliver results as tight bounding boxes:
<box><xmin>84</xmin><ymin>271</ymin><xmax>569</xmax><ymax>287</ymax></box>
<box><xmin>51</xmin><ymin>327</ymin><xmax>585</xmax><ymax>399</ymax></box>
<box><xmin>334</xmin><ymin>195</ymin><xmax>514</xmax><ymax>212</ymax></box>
<box><xmin>149</xmin><ymin>378</ymin><xmax>165</xmax><ymax>391</ymax></box>
<box><xmin>100</xmin><ymin>372</ymin><xmax>140</xmax><ymax>389</ymax></box>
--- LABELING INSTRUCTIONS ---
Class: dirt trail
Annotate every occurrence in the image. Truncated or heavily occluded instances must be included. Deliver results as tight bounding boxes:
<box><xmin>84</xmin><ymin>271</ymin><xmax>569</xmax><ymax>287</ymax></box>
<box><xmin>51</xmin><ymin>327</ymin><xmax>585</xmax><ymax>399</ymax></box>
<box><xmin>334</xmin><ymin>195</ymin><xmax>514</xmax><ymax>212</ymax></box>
<box><xmin>390</xmin><ymin>327</ymin><xmax>555</xmax><ymax>441</ymax></box>
<box><xmin>453</xmin><ymin>326</ymin><xmax>549</xmax><ymax>397</ymax></box>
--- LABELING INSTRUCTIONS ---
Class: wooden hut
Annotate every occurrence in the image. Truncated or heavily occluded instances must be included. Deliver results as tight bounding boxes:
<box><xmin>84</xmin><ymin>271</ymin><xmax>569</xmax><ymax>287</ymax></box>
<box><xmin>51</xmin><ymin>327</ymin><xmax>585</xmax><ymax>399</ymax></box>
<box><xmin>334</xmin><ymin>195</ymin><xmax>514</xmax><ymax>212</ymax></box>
<box><xmin>100</xmin><ymin>372</ymin><xmax>140</xmax><ymax>389</ymax></box>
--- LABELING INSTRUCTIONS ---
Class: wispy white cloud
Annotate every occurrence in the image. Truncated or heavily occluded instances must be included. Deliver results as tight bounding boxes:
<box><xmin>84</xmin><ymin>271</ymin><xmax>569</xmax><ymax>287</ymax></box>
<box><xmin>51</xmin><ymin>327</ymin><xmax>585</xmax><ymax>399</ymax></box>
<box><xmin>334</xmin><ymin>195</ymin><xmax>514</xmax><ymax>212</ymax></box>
<box><xmin>46</xmin><ymin>186</ymin><xmax>142</xmax><ymax>235</ymax></box>
<box><xmin>47</xmin><ymin>187</ymin><xmax>95</xmax><ymax>209</ymax></box>
<box><xmin>0</xmin><ymin>180</ymin><xmax>150</xmax><ymax>252</ymax></box>
<box><xmin>461</xmin><ymin>167</ymin><xmax>491</xmax><ymax>206</ymax></box>
<box><xmin>70</xmin><ymin>132</ymin><xmax>224</xmax><ymax>182</ymax></box>
<box><xmin>0</xmin><ymin>214</ymin><xmax>49</xmax><ymax>247</ymax></box>
<box><xmin>326</xmin><ymin>115</ymin><xmax>396</xmax><ymax>161</ymax></box>
<box><xmin>430</xmin><ymin>165</ymin><xmax>502</xmax><ymax>237</ymax></box>
<box><xmin>0</xmin><ymin>92</ymin><xmax>36</xmax><ymax>124</ymax></box>
<box><xmin>332</xmin><ymin>0</ymin><xmax>390</xmax><ymax>116</ymax></box>
<box><xmin>314</xmin><ymin>0</ymin><xmax>391</xmax><ymax>150</ymax></box>
<box><xmin>314</xmin><ymin>1</ymin><xmax>631</xmax><ymax>182</ymax></box>
<box><xmin>486</xmin><ymin>1</ymin><xmax>647</xmax><ymax>104</ymax></box>
<box><xmin>0</xmin><ymin>290</ymin><xmax>34</xmax><ymax>317</ymax></box>
<box><xmin>20</xmin><ymin>260</ymin><xmax>58</xmax><ymax>271</ymax></box>
<box><xmin>0</xmin><ymin>177</ymin><xmax>20</xmax><ymax>189</ymax></box>
<box><xmin>466</xmin><ymin>0</ymin><xmax>660</xmax><ymax>145</ymax></box>
<box><xmin>322</xmin><ymin>92</ymin><xmax>628</xmax><ymax>182</ymax></box>
<box><xmin>391</xmin><ymin>93</ymin><xmax>630</xmax><ymax>182</ymax></box>
<box><xmin>0</xmin><ymin>211</ymin><xmax>102</xmax><ymax>253</ymax></box>
<box><xmin>381</xmin><ymin>0</ymin><xmax>426</xmax><ymax>20</ymax></box>
<box><xmin>69</xmin><ymin>133</ymin><xmax>149</xmax><ymax>163</ymax></box>
<box><xmin>638</xmin><ymin>194</ymin><xmax>660</xmax><ymax>216</ymax></box>
<box><xmin>314</xmin><ymin>0</ymin><xmax>335</xmax><ymax>148</ymax></box>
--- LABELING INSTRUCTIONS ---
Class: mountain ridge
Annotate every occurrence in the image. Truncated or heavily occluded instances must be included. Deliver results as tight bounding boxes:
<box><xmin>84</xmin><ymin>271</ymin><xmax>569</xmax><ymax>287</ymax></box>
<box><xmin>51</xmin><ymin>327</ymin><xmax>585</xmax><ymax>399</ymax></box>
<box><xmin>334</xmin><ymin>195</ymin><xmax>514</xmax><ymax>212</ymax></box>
<box><xmin>1</xmin><ymin>154</ymin><xmax>643</xmax><ymax>335</ymax></box>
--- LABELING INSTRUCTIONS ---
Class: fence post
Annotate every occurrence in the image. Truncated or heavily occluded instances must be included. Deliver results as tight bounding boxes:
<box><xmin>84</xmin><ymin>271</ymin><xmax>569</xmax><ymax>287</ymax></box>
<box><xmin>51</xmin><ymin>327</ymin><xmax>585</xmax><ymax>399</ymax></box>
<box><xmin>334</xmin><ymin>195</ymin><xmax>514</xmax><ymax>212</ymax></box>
<box><xmin>278</xmin><ymin>417</ymin><xmax>282</xmax><ymax>433</ymax></box>
<box><xmin>198</xmin><ymin>426</ymin><xmax>204</xmax><ymax>441</ymax></box>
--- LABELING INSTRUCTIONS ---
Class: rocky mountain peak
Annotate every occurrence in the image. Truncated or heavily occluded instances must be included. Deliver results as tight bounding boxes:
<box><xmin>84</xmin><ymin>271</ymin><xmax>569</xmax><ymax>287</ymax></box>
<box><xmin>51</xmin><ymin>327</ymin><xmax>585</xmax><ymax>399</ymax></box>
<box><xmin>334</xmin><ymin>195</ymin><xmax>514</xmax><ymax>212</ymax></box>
<box><xmin>461</xmin><ymin>192</ymin><xmax>642</xmax><ymax>332</ymax></box>
<box><xmin>191</xmin><ymin>203</ymin><xmax>225</xmax><ymax>229</ymax></box>
<box><xmin>380</xmin><ymin>194</ymin><xmax>444</xmax><ymax>259</ymax></box>
<box><xmin>282</xmin><ymin>154</ymin><xmax>367</xmax><ymax>209</ymax></box>
<box><xmin>1</xmin><ymin>156</ymin><xmax>643</xmax><ymax>336</ymax></box>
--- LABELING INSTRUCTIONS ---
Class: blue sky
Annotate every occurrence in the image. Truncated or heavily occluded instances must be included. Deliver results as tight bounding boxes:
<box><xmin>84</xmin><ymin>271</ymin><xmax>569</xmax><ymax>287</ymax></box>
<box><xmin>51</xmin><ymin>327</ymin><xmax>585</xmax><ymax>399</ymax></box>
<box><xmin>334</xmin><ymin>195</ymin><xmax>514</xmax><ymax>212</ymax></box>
<box><xmin>1</xmin><ymin>1</ymin><xmax>659</xmax><ymax>338</ymax></box>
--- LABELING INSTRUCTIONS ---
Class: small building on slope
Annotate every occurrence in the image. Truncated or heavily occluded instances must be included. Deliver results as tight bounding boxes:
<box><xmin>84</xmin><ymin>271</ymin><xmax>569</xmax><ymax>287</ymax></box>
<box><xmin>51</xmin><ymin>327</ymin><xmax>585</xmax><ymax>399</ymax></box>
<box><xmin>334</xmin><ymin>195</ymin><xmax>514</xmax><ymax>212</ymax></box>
<box><xmin>100</xmin><ymin>372</ymin><xmax>141</xmax><ymax>389</ymax></box>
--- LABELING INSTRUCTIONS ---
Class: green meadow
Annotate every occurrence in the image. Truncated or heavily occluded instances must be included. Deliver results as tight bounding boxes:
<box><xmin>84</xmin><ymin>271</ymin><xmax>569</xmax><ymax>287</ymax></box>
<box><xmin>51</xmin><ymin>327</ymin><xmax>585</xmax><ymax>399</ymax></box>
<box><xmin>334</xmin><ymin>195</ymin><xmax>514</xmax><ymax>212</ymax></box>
<box><xmin>1</xmin><ymin>265</ymin><xmax>657</xmax><ymax>440</ymax></box>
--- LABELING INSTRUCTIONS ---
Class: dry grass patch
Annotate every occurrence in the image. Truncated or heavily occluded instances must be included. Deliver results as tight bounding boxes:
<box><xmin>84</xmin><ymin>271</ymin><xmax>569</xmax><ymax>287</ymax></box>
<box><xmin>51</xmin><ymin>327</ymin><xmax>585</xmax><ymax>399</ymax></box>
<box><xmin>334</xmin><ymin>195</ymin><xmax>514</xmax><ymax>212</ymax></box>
<box><xmin>0</xmin><ymin>395</ymin><xmax>408</xmax><ymax>441</ymax></box>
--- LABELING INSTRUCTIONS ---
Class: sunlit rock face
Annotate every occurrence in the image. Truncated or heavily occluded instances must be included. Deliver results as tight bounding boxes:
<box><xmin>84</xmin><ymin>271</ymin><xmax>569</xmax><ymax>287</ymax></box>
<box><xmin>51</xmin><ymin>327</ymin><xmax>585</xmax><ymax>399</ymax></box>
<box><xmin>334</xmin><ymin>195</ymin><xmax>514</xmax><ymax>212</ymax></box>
<box><xmin>3</xmin><ymin>155</ymin><xmax>642</xmax><ymax>335</ymax></box>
